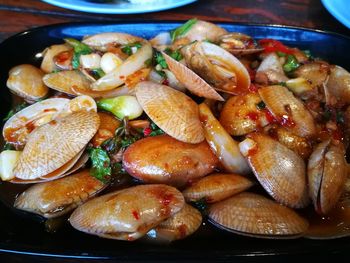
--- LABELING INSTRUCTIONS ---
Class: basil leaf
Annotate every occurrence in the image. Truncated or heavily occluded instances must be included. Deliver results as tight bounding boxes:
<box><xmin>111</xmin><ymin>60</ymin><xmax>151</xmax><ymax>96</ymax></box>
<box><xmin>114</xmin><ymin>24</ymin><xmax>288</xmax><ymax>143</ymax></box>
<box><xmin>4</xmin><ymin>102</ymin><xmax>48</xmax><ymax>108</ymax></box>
<box><xmin>64</xmin><ymin>38</ymin><xmax>92</xmax><ymax>69</ymax></box>
<box><xmin>3</xmin><ymin>102</ymin><xmax>29</xmax><ymax>121</ymax></box>
<box><xmin>283</xmin><ymin>54</ymin><xmax>300</xmax><ymax>73</ymax></box>
<box><xmin>88</xmin><ymin>147</ymin><xmax>111</xmax><ymax>183</ymax></box>
<box><xmin>170</xmin><ymin>18</ymin><xmax>198</xmax><ymax>42</ymax></box>
<box><xmin>155</xmin><ymin>51</ymin><xmax>168</xmax><ymax>69</ymax></box>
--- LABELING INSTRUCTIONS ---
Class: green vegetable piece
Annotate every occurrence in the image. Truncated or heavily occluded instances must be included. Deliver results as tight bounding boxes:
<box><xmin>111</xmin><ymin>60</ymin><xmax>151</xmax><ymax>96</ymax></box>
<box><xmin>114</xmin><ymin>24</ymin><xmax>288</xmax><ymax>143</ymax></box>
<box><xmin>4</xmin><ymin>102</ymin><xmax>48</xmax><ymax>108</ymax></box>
<box><xmin>121</xmin><ymin>42</ymin><xmax>142</xmax><ymax>56</ymax></box>
<box><xmin>276</xmin><ymin>51</ymin><xmax>286</xmax><ymax>57</ymax></box>
<box><xmin>169</xmin><ymin>49</ymin><xmax>183</xmax><ymax>61</ymax></box>
<box><xmin>283</xmin><ymin>54</ymin><xmax>300</xmax><ymax>73</ymax></box>
<box><xmin>88</xmin><ymin>147</ymin><xmax>111</xmax><ymax>183</ymax></box>
<box><xmin>155</xmin><ymin>51</ymin><xmax>168</xmax><ymax>69</ymax></box>
<box><xmin>2</xmin><ymin>143</ymin><xmax>15</xmax><ymax>151</ymax></box>
<box><xmin>3</xmin><ymin>102</ymin><xmax>29</xmax><ymax>121</ymax></box>
<box><xmin>170</xmin><ymin>18</ymin><xmax>198</xmax><ymax>42</ymax></box>
<box><xmin>64</xmin><ymin>38</ymin><xmax>92</xmax><ymax>69</ymax></box>
<box><xmin>90</xmin><ymin>68</ymin><xmax>105</xmax><ymax>79</ymax></box>
<box><xmin>256</xmin><ymin>101</ymin><xmax>266</xmax><ymax>110</ymax></box>
<box><xmin>97</xmin><ymin>95</ymin><xmax>143</xmax><ymax>120</ymax></box>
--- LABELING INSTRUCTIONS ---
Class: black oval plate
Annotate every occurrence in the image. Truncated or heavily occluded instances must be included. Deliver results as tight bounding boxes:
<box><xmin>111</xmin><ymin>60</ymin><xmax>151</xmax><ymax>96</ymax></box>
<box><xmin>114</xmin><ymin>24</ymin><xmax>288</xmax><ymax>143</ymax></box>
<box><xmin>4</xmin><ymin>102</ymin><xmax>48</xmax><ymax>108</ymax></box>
<box><xmin>0</xmin><ymin>22</ymin><xmax>350</xmax><ymax>261</ymax></box>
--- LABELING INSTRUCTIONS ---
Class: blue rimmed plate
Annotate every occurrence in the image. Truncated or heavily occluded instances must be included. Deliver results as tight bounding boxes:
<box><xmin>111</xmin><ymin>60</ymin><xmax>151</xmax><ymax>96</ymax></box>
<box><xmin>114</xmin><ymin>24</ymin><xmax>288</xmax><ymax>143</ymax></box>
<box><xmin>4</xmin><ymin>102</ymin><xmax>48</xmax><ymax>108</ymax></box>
<box><xmin>42</xmin><ymin>0</ymin><xmax>197</xmax><ymax>14</ymax></box>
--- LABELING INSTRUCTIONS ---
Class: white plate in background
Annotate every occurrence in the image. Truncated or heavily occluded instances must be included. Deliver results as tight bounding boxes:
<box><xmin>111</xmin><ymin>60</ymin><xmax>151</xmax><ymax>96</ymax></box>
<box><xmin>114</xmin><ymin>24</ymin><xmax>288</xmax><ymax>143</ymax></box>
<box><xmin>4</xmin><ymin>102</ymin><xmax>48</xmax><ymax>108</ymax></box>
<box><xmin>42</xmin><ymin>0</ymin><xmax>197</xmax><ymax>14</ymax></box>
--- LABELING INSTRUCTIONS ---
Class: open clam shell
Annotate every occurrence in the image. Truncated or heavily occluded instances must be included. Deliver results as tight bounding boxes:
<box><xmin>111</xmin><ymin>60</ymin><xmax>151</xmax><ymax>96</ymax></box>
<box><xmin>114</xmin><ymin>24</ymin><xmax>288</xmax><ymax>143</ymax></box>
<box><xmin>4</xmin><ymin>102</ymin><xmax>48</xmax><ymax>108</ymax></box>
<box><xmin>3</xmin><ymin>98</ymin><xmax>70</xmax><ymax>148</ymax></box>
<box><xmin>13</xmin><ymin>111</ymin><xmax>100</xmax><ymax>180</ymax></box>
<box><xmin>14</xmin><ymin>169</ymin><xmax>106</xmax><ymax>218</ymax></box>
<box><xmin>69</xmin><ymin>184</ymin><xmax>185</xmax><ymax>241</ymax></box>
<box><xmin>82</xmin><ymin>32</ymin><xmax>143</xmax><ymax>51</ymax></box>
<box><xmin>308</xmin><ymin>140</ymin><xmax>348</xmax><ymax>214</ymax></box>
<box><xmin>258</xmin><ymin>85</ymin><xmax>316</xmax><ymax>138</ymax></box>
<box><xmin>218</xmin><ymin>33</ymin><xmax>264</xmax><ymax>56</ymax></box>
<box><xmin>326</xmin><ymin>65</ymin><xmax>350</xmax><ymax>105</ymax></box>
<box><xmin>147</xmin><ymin>204</ymin><xmax>202</xmax><ymax>242</ymax></box>
<box><xmin>182</xmin><ymin>173</ymin><xmax>253</xmax><ymax>203</ymax></box>
<box><xmin>182</xmin><ymin>41</ymin><xmax>251</xmax><ymax>95</ymax></box>
<box><xmin>43</xmin><ymin>70</ymin><xmax>92</xmax><ymax>96</ymax></box>
<box><xmin>10</xmin><ymin>148</ymin><xmax>84</xmax><ymax>184</ymax></box>
<box><xmin>136</xmin><ymin>81</ymin><xmax>204</xmax><ymax>144</ymax></box>
<box><xmin>162</xmin><ymin>52</ymin><xmax>224</xmax><ymax>101</ymax></box>
<box><xmin>209</xmin><ymin>192</ymin><xmax>309</xmax><ymax>238</ymax></box>
<box><xmin>239</xmin><ymin>133</ymin><xmax>309</xmax><ymax>208</ymax></box>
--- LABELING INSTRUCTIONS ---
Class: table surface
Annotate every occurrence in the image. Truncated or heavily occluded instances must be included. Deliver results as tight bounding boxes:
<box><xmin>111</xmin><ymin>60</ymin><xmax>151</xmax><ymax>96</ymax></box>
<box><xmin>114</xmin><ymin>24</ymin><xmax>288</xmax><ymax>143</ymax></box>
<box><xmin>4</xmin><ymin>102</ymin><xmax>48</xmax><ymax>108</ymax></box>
<box><xmin>0</xmin><ymin>0</ymin><xmax>349</xmax><ymax>262</ymax></box>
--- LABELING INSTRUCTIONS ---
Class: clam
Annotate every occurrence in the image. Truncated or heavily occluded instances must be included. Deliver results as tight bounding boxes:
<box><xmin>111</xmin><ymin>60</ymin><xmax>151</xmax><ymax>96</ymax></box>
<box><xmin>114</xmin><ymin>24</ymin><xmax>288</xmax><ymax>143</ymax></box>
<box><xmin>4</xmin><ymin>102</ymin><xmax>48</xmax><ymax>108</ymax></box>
<box><xmin>69</xmin><ymin>184</ymin><xmax>185</xmax><ymax>241</ymax></box>
<box><xmin>219</xmin><ymin>93</ymin><xmax>269</xmax><ymax>136</ymax></box>
<box><xmin>267</xmin><ymin>126</ymin><xmax>312</xmax><ymax>159</ymax></box>
<box><xmin>10</xmin><ymin>148</ymin><xmax>84</xmax><ymax>184</ymax></box>
<box><xmin>3</xmin><ymin>96</ymin><xmax>97</xmax><ymax>149</ymax></box>
<box><xmin>209</xmin><ymin>192</ymin><xmax>309</xmax><ymax>238</ymax></box>
<box><xmin>122</xmin><ymin>135</ymin><xmax>218</xmax><ymax>187</ymax></box>
<box><xmin>13</xmin><ymin>110</ymin><xmax>100</xmax><ymax>180</ymax></box>
<box><xmin>218</xmin><ymin>33</ymin><xmax>263</xmax><ymax>56</ymax></box>
<box><xmin>175</xmin><ymin>20</ymin><xmax>227</xmax><ymax>43</ymax></box>
<box><xmin>7</xmin><ymin>64</ymin><xmax>49</xmax><ymax>102</ymax></box>
<box><xmin>162</xmin><ymin>52</ymin><xmax>223</xmax><ymax>101</ymax></box>
<box><xmin>239</xmin><ymin>133</ymin><xmax>309</xmax><ymax>208</ymax></box>
<box><xmin>136</xmin><ymin>81</ymin><xmax>204</xmax><ymax>144</ymax></box>
<box><xmin>82</xmin><ymin>32</ymin><xmax>143</xmax><ymax>51</ymax></box>
<box><xmin>3</xmin><ymin>98</ymin><xmax>70</xmax><ymax>148</ymax></box>
<box><xmin>72</xmin><ymin>85</ymin><xmax>134</xmax><ymax>99</ymax></box>
<box><xmin>14</xmin><ymin>170</ymin><xmax>105</xmax><ymax>218</ymax></box>
<box><xmin>308</xmin><ymin>140</ymin><xmax>348</xmax><ymax>214</ymax></box>
<box><xmin>43</xmin><ymin>70</ymin><xmax>91</xmax><ymax>96</ymax></box>
<box><xmin>147</xmin><ymin>204</ymin><xmax>202</xmax><ymax>242</ymax></box>
<box><xmin>40</xmin><ymin>44</ymin><xmax>72</xmax><ymax>73</ymax></box>
<box><xmin>255</xmin><ymin>53</ymin><xmax>288</xmax><ymax>85</ymax></box>
<box><xmin>294</xmin><ymin>61</ymin><xmax>329</xmax><ymax>88</ymax></box>
<box><xmin>91</xmin><ymin>42</ymin><xmax>152</xmax><ymax>91</ymax></box>
<box><xmin>258</xmin><ymin>85</ymin><xmax>316</xmax><ymax>138</ymax></box>
<box><xmin>182</xmin><ymin>173</ymin><xmax>253</xmax><ymax>203</ymax></box>
<box><xmin>199</xmin><ymin>103</ymin><xmax>251</xmax><ymax>175</ymax></box>
<box><xmin>326</xmin><ymin>65</ymin><xmax>350</xmax><ymax>105</ymax></box>
<box><xmin>181</xmin><ymin>41</ymin><xmax>251</xmax><ymax>95</ymax></box>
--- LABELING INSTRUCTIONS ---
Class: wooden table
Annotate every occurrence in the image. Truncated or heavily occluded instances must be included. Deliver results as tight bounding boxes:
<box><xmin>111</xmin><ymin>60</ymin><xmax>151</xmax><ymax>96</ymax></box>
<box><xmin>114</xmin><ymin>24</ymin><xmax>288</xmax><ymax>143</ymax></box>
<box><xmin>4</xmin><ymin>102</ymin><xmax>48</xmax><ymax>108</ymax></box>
<box><xmin>0</xmin><ymin>0</ymin><xmax>349</xmax><ymax>43</ymax></box>
<box><xmin>0</xmin><ymin>0</ymin><xmax>349</xmax><ymax>262</ymax></box>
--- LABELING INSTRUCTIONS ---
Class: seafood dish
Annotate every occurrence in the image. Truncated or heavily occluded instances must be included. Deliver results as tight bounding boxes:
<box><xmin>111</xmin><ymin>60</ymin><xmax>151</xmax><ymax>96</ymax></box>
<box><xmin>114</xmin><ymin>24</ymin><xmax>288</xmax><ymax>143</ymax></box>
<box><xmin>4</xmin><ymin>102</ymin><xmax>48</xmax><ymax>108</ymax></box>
<box><xmin>1</xmin><ymin>19</ymin><xmax>350</xmax><ymax>243</ymax></box>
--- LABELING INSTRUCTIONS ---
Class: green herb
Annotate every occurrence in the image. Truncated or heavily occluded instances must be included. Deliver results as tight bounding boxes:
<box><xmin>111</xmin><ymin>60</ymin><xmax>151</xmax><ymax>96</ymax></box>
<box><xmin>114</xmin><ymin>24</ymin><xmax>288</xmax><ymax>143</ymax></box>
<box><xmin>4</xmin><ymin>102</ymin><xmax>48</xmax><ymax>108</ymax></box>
<box><xmin>90</xmin><ymin>68</ymin><xmax>105</xmax><ymax>79</ymax></box>
<box><xmin>303</xmin><ymin>49</ymin><xmax>313</xmax><ymax>59</ymax></box>
<box><xmin>88</xmin><ymin>147</ymin><xmax>111</xmax><ymax>183</ymax></box>
<box><xmin>169</xmin><ymin>49</ymin><xmax>183</xmax><ymax>61</ymax></box>
<box><xmin>278</xmin><ymin>81</ymin><xmax>287</xmax><ymax>87</ymax></box>
<box><xmin>191</xmin><ymin>198</ymin><xmax>208</xmax><ymax>215</ymax></box>
<box><xmin>64</xmin><ymin>38</ymin><xmax>92</xmax><ymax>69</ymax></box>
<box><xmin>51</xmin><ymin>69</ymin><xmax>61</xmax><ymax>73</ymax></box>
<box><xmin>283</xmin><ymin>54</ymin><xmax>300</xmax><ymax>73</ymax></box>
<box><xmin>256</xmin><ymin>101</ymin><xmax>266</xmax><ymax>110</ymax></box>
<box><xmin>121</xmin><ymin>42</ymin><xmax>142</xmax><ymax>56</ymax></box>
<box><xmin>156</xmin><ymin>70</ymin><xmax>166</xmax><ymax>78</ymax></box>
<box><xmin>144</xmin><ymin>58</ymin><xmax>153</xmax><ymax>67</ymax></box>
<box><xmin>155</xmin><ymin>51</ymin><xmax>168</xmax><ymax>69</ymax></box>
<box><xmin>2</xmin><ymin>143</ymin><xmax>15</xmax><ymax>151</ymax></box>
<box><xmin>170</xmin><ymin>18</ymin><xmax>198</xmax><ymax>42</ymax></box>
<box><xmin>150</xmin><ymin>122</ymin><xmax>164</xmax><ymax>136</ymax></box>
<box><xmin>276</xmin><ymin>51</ymin><xmax>286</xmax><ymax>57</ymax></box>
<box><xmin>336</xmin><ymin>111</ymin><xmax>345</xmax><ymax>124</ymax></box>
<box><xmin>3</xmin><ymin>102</ymin><xmax>29</xmax><ymax>121</ymax></box>
<box><xmin>112</xmin><ymin>162</ymin><xmax>127</xmax><ymax>175</ymax></box>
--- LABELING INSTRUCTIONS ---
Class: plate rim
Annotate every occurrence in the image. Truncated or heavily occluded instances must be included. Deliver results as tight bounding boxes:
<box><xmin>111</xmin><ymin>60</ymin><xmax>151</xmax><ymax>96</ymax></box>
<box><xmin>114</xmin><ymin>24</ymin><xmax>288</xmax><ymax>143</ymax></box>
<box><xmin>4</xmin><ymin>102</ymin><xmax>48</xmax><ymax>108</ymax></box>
<box><xmin>41</xmin><ymin>0</ymin><xmax>198</xmax><ymax>14</ymax></box>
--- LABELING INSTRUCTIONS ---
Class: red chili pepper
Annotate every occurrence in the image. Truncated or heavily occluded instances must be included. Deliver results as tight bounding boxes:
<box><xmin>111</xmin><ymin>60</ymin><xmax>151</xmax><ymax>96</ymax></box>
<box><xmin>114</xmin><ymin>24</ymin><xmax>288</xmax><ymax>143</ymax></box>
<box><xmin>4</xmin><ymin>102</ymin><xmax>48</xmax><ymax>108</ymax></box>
<box><xmin>246</xmin><ymin>112</ymin><xmax>259</xmax><ymax>121</ymax></box>
<box><xmin>162</xmin><ymin>79</ymin><xmax>169</xmax><ymax>85</ymax></box>
<box><xmin>143</xmin><ymin>127</ymin><xmax>152</xmax><ymax>136</ymax></box>
<box><xmin>258</xmin><ymin>39</ymin><xmax>294</xmax><ymax>54</ymax></box>
<box><xmin>248</xmin><ymin>83</ymin><xmax>258</xmax><ymax>93</ymax></box>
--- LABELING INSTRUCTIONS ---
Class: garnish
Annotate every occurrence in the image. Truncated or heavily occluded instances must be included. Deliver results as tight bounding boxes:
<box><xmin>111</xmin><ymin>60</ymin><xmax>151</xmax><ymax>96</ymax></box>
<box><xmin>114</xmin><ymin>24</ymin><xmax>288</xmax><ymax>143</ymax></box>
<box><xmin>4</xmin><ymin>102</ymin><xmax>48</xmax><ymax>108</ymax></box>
<box><xmin>170</xmin><ymin>18</ymin><xmax>198</xmax><ymax>42</ymax></box>
<box><xmin>64</xmin><ymin>38</ymin><xmax>92</xmax><ymax>69</ymax></box>
<box><xmin>121</xmin><ymin>42</ymin><xmax>142</xmax><ymax>56</ymax></box>
<box><xmin>3</xmin><ymin>102</ymin><xmax>29</xmax><ymax>121</ymax></box>
<box><xmin>283</xmin><ymin>54</ymin><xmax>300</xmax><ymax>73</ymax></box>
<box><xmin>88</xmin><ymin>147</ymin><xmax>112</xmax><ymax>183</ymax></box>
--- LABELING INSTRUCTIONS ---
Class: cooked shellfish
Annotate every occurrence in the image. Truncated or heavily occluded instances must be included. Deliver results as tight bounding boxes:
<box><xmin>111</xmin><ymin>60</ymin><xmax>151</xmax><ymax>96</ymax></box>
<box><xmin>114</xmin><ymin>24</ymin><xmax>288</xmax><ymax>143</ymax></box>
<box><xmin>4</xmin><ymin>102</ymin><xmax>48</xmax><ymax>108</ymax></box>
<box><xmin>69</xmin><ymin>184</ymin><xmax>184</xmax><ymax>241</ymax></box>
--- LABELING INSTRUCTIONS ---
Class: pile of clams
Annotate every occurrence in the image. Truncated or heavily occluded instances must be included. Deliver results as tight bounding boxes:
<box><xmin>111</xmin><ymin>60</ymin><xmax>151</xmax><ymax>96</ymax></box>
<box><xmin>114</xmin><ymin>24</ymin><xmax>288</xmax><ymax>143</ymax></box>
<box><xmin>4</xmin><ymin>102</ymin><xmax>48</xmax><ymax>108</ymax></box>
<box><xmin>1</xmin><ymin>19</ymin><xmax>350</xmax><ymax>242</ymax></box>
